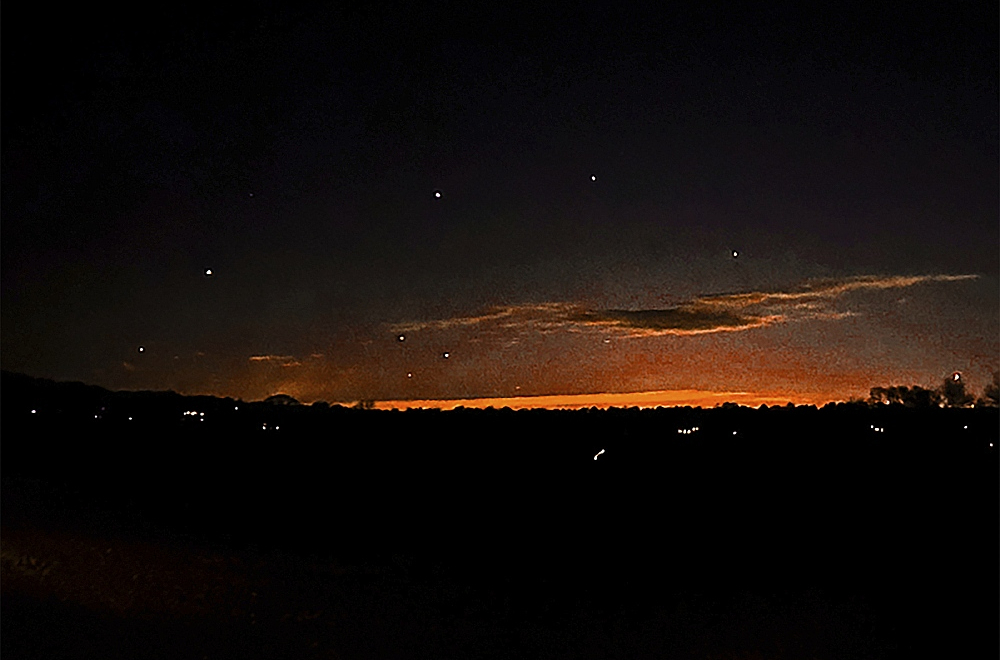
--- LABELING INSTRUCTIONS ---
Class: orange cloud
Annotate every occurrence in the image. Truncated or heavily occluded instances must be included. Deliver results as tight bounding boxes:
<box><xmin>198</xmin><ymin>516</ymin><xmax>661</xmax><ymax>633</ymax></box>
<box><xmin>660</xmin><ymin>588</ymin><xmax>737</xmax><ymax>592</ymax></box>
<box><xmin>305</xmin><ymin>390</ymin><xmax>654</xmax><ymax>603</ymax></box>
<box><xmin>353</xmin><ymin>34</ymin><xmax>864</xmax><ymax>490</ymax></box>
<box><xmin>248</xmin><ymin>355</ymin><xmax>302</xmax><ymax>367</ymax></box>
<box><xmin>389</xmin><ymin>273</ymin><xmax>977</xmax><ymax>338</ymax></box>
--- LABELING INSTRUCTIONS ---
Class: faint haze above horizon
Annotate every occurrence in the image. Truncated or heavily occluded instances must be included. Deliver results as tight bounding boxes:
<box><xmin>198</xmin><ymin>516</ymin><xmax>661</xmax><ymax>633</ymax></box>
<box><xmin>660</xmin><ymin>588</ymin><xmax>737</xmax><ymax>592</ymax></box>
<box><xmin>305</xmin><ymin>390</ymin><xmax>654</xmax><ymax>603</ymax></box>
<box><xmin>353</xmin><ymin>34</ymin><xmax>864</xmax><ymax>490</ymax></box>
<box><xmin>2</xmin><ymin>2</ymin><xmax>997</xmax><ymax>405</ymax></box>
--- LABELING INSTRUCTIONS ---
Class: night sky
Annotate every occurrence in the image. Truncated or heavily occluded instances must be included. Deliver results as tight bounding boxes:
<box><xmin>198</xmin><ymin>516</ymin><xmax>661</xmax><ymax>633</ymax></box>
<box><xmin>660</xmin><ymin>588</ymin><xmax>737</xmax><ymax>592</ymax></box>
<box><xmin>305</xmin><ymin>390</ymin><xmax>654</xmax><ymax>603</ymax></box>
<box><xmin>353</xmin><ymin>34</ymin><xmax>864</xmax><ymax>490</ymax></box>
<box><xmin>3</xmin><ymin>2</ymin><xmax>997</xmax><ymax>406</ymax></box>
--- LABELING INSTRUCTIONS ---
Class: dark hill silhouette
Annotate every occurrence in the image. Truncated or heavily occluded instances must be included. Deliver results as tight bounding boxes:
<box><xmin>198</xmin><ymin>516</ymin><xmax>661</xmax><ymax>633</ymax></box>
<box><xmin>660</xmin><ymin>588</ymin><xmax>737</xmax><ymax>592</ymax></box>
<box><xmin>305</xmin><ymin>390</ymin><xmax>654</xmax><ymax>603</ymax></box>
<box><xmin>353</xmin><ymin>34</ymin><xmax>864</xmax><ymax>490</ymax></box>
<box><xmin>263</xmin><ymin>393</ymin><xmax>300</xmax><ymax>406</ymax></box>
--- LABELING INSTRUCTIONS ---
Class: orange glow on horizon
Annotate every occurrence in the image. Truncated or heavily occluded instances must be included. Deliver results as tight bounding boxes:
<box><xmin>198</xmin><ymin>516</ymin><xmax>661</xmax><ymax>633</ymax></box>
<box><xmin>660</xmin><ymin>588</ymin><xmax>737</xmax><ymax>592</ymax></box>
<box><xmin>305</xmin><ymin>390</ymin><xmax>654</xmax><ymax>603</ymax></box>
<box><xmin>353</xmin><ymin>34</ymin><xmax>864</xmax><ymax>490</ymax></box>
<box><xmin>369</xmin><ymin>389</ymin><xmax>841</xmax><ymax>411</ymax></box>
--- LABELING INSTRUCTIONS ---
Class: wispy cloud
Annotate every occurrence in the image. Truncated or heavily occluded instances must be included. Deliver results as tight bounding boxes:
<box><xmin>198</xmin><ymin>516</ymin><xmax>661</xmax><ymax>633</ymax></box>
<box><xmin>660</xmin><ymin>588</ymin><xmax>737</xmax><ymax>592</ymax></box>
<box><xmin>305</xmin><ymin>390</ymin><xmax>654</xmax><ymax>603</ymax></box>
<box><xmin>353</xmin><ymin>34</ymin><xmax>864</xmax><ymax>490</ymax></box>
<box><xmin>249</xmin><ymin>355</ymin><xmax>302</xmax><ymax>367</ymax></box>
<box><xmin>391</xmin><ymin>274</ymin><xmax>977</xmax><ymax>338</ymax></box>
<box><xmin>392</xmin><ymin>303</ymin><xmax>571</xmax><ymax>333</ymax></box>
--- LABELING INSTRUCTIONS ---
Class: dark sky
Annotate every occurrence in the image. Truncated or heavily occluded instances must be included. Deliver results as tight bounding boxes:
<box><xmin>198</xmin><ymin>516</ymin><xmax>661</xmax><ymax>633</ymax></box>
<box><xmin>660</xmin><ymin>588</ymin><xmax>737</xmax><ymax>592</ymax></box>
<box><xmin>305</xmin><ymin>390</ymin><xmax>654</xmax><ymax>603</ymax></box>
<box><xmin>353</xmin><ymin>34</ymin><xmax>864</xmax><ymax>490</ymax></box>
<box><xmin>3</xmin><ymin>2</ymin><xmax>997</xmax><ymax>405</ymax></box>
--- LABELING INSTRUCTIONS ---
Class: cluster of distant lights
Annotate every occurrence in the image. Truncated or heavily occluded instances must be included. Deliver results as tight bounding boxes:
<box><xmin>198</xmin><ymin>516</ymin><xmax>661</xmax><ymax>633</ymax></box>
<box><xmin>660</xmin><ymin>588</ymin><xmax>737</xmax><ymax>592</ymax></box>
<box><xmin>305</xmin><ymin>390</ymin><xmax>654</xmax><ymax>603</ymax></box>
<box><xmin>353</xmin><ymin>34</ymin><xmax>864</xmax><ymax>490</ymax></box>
<box><xmin>28</xmin><ymin>405</ymin><xmax>994</xmax><ymax>448</ymax></box>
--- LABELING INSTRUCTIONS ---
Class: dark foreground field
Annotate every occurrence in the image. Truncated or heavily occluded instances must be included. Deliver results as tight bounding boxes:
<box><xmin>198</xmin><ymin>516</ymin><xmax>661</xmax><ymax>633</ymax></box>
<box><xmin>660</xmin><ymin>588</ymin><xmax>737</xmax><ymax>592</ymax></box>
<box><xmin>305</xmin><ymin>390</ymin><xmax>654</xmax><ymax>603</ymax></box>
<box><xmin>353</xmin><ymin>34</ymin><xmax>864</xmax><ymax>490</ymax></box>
<box><xmin>2</xmin><ymin>374</ymin><xmax>997</xmax><ymax>658</ymax></box>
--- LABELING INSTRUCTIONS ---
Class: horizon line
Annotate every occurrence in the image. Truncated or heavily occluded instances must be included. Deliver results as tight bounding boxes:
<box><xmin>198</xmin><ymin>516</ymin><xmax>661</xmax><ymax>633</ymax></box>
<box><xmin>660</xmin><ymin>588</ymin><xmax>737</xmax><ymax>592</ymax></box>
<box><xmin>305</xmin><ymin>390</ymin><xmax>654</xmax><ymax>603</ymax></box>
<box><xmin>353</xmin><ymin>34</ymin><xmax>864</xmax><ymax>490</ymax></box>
<box><xmin>361</xmin><ymin>389</ymin><xmax>846</xmax><ymax>411</ymax></box>
<box><xmin>0</xmin><ymin>371</ymin><xmax>849</xmax><ymax>408</ymax></box>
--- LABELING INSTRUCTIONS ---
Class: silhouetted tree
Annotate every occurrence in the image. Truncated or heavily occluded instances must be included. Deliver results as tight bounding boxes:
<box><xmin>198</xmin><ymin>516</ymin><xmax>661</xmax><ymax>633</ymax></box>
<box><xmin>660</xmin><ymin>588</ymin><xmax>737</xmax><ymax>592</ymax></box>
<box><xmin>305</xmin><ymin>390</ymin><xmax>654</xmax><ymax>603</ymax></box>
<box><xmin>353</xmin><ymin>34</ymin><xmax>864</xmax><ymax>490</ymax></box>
<box><xmin>905</xmin><ymin>385</ymin><xmax>943</xmax><ymax>408</ymax></box>
<box><xmin>868</xmin><ymin>385</ymin><xmax>942</xmax><ymax>408</ymax></box>
<box><xmin>354</xmin><ymin>399</ymin><xmax>375</xmax><ymax>410</ymax></box>
<box><xmin>869</xmin><ymin>386</ymin><xmax>898</xmax><ymax>406</ymax></box>
<box><xmin>940</xmin><ymin>373</ymin><xmax>974</xmax><ymax>408</ymax></box>
<box><xmin>978</xmin><ymin>371</ymin><xmax>999</xmax><ymax>408</ymax></box>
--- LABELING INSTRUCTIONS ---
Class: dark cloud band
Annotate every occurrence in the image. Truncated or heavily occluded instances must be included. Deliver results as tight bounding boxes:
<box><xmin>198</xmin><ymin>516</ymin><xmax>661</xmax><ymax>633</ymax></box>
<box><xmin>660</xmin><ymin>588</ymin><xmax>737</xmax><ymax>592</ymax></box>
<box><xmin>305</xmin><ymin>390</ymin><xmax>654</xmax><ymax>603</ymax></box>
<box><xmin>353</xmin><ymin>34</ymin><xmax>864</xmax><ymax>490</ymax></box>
<box><xmin>391</xmin><ymin>274</ymin><xmax>978</xmax><ymax>338</ymax></box>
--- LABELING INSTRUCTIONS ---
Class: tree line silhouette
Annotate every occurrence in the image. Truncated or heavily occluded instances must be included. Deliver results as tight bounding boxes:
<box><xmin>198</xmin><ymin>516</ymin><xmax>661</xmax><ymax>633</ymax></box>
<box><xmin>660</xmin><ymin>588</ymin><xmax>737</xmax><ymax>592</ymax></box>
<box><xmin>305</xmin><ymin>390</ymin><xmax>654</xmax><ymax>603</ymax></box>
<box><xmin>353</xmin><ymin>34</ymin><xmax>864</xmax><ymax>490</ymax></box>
<box><xmin>867</xmin><ymin>371</ymin><xmax>999</xmax><ymax>409</ymax></box>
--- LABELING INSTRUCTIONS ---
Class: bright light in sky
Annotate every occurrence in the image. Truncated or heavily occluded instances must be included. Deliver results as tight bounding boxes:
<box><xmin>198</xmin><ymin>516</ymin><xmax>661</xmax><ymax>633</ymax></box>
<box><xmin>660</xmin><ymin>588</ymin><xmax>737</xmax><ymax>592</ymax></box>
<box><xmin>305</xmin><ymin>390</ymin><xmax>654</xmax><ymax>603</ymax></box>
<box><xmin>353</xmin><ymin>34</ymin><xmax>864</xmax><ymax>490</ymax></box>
<box><xmin>591</xmin><ymin>175</ymin><xmax>596</xmax><ymax>181</ymax></box>
<box><xmin>138</xmin><ymin>346</ymin><xmax>144</xmax><ymax>353</ymax></box>
<box><xmin>594</xmin><ymin>449</ymin><xmax>605</xmax><ymax>460</ymax></box>
<box><xmin>443</xmin><ymin>352</ymin><xmax>450</xmax><ymax>358</ymax></box>
<box><xmin>205</xmin><ymin>269</ymin><xmax>213</xmax><ymax>276</ymax></box>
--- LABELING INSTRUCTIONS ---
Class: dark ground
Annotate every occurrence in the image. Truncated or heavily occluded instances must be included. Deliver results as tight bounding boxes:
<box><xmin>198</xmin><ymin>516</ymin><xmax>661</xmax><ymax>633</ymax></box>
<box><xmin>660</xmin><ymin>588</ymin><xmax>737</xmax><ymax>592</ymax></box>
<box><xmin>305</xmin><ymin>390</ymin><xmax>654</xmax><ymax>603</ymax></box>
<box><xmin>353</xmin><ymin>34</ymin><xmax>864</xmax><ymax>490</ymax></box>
<box><xmin>2</xmin><ymin>373</ymin><xmax>997</xmax><ymax>658</ymax></box>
